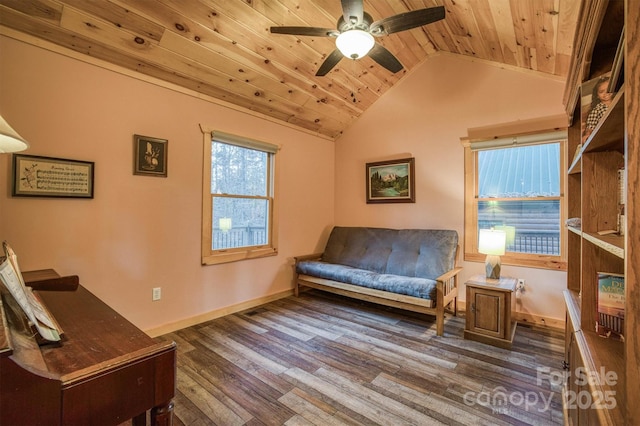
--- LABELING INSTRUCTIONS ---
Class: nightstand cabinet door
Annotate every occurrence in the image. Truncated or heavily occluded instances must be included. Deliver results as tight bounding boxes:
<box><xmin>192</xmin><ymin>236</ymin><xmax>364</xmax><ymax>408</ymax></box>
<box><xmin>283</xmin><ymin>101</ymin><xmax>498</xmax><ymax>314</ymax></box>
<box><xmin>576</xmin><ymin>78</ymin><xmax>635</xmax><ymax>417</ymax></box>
<box><xmin>467</xmin><ymin>287</ymin><xmax>507</xmax><ymax>339</ymax></box>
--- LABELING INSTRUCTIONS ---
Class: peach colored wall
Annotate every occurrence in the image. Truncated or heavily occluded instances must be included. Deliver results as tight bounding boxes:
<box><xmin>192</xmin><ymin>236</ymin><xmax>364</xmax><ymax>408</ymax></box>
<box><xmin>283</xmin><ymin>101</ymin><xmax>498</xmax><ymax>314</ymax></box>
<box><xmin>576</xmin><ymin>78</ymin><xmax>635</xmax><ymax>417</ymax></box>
<box><xmin>335</xmin><ymin>54</ymin><xmax>568</xmax><ymax>322</ymax></box>
<box><xmin>0</xmin><ymin>36</ymin><xmax>334</xmax><ymax>331</ymax></box>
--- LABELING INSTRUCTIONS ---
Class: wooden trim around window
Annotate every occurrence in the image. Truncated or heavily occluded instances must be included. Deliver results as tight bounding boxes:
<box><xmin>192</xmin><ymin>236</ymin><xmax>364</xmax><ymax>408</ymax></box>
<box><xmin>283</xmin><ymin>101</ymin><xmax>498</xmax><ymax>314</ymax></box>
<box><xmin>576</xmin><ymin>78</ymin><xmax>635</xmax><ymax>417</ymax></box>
<box><xmin>462</xmin><ymin>138</ymin><xmax>568</xmax><ymax>271</ymax></box>
<box><xmin>200</xmin><ymin>125</ymin><xmax>278</xmax><ymax>265</ymax></box>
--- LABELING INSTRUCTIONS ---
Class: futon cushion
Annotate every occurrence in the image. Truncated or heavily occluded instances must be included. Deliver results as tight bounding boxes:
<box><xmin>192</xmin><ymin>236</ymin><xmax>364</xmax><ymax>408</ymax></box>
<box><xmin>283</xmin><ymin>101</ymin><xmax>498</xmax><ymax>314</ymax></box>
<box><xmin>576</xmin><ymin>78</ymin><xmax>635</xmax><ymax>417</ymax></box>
<box><xmin>296</xmin><ymin>227</ymin><xmax>458</xmax><ymax>303</ymax></box>
<box><xmin>296</xmin><ymin>260</ymin><xmax>437</xmax><ymax>301</ymax></box>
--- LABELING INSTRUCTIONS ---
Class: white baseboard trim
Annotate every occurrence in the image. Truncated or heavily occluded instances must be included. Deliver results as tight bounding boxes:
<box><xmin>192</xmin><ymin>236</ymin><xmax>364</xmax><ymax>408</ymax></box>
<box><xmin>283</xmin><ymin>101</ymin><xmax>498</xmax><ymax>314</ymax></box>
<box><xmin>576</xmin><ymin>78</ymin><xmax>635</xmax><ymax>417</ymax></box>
<box><xmin>145</xmin><ymin>289</ymin><xmax>294</xmax><ymax>337</ymax></box>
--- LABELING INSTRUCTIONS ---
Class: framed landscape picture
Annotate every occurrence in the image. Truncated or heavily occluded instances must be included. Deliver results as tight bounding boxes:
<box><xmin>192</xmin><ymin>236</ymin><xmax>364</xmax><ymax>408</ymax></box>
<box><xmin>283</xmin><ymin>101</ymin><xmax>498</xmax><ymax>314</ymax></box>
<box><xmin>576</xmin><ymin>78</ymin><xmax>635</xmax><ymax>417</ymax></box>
<box><xmin>366</xmin><ymin>157</ymin><xmax>415</xmax><ymax>204</ymax></box>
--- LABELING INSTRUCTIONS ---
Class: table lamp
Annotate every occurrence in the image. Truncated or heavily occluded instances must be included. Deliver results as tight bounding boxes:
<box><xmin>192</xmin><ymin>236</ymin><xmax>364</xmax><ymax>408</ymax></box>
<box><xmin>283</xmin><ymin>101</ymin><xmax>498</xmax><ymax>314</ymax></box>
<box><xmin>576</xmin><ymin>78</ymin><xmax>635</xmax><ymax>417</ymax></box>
<box><xmin>478</xmin><ymin>229</ymin><xmax>506</xmax><ymax>279</ymax></box>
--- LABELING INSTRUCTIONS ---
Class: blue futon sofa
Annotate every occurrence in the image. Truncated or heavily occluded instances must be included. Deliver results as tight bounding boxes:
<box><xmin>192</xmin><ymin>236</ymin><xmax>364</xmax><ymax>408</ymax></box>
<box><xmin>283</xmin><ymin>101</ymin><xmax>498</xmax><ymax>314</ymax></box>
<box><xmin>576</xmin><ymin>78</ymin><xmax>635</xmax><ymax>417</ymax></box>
<box><xmin>294</xmin><ymin>226</ymin><xmax>462</xmax><ymax>336</ymax></box>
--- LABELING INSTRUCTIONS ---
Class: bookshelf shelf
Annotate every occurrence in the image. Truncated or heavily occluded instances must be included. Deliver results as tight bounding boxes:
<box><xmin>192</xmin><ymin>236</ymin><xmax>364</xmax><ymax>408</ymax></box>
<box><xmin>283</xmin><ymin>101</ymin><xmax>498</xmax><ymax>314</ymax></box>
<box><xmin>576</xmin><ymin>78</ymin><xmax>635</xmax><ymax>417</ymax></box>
<box><xmin>567</xmin><ymin>89</ymin><xmax>624</xmax><ymax>175</ymax></box>
<box><xmin>564</xmin><ymin>289</ymin><xmax>581</xmax><ymax>328</ymax></box>
<box><xmin>568</xmin><ymin>157</ymin><xmax>581</xmax><ymax>175</ymax></box>
<box><xmin>567</xmin><ymin>225</ymin><xmax>581</xmax><ymax>236</ymax></box>
<box><xmin>582</xmin><ymin>89</ymin><xmax>625</xmax><ymax>154</ymax></box>
<box><xmin>564</xmin><ymin>290</ymin><xmax>626</xmax><ymax>426</ymax></box>
<box><xmin>582</xmin><ymin>232</ymin><xmax>624</xmax><ymax>259</ymax></box>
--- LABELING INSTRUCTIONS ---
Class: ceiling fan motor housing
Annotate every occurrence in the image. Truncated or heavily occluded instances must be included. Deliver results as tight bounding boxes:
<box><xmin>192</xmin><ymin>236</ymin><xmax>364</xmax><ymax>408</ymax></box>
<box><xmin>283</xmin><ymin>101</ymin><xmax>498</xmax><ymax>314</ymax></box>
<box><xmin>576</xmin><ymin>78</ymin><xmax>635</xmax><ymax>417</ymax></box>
<box><xmin>337</xmin><ymin>11</ymin><xmax>374</xmax><ymax>32</ymax></box>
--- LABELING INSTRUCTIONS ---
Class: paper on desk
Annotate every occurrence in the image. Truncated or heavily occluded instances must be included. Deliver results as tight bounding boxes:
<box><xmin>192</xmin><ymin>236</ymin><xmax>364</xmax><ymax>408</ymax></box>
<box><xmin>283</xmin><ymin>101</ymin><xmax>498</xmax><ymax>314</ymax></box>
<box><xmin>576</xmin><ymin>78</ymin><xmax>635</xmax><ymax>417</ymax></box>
<box><xmin>0</xmin><ymin>242</ymin><xmax>60</xmax><ymax>341</ymax></box>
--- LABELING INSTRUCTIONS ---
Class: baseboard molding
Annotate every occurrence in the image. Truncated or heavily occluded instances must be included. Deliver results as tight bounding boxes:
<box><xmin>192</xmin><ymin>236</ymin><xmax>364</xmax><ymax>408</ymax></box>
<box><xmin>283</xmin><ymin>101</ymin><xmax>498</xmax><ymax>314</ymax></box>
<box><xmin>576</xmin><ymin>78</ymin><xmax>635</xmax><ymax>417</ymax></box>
<box><xmin>145</xmin><ymin>289</ymin><xmax>294</xmax><ymax>337</ymax></box>
<box><xmin>146</xmin><ymin>291</ymin><xmax>565</xmax><ymax>337</ymax></box>
<box><xmin>456</xmin><ymin>301</ymin><xmax>565</xmax><ymax>330</ymax></box>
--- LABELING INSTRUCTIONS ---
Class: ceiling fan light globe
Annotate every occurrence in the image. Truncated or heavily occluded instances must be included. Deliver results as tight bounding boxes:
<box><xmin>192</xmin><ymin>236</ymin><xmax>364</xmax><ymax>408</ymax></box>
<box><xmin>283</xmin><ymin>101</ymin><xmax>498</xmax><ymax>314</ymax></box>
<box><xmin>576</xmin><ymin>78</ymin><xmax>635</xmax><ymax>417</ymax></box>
<box><xmin>336</xmin><ymin>30</ymin><xmax>374</xmax><ymax>59</ymax></box>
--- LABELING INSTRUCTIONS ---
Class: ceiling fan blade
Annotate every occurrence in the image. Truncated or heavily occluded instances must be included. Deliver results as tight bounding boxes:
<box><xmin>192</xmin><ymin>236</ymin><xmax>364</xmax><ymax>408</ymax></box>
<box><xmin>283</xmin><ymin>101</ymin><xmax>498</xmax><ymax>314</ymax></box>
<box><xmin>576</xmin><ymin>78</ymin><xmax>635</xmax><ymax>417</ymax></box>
<box><xmin>370</xmin><ymin>6</ymin><xmax>445</xmax><ymax>35</ymax></box>
<box><xmin>341</xmin><ymin>0</ymin><xmax>364</xmax><ymax>26</ymax></box>
<box><xmin>368</xmin><ymin>44</ymin><xmax>403</xmax><ymax>73</ymax></box>
<box><xmin>316</xmin><ymin>49</ymin><xmax>344</xmax><ymax>76</ymax></box>
<box><xmin>270</xmin><ymin>26</ymin><xmax>338</xmax><ymax>37</ymax></box>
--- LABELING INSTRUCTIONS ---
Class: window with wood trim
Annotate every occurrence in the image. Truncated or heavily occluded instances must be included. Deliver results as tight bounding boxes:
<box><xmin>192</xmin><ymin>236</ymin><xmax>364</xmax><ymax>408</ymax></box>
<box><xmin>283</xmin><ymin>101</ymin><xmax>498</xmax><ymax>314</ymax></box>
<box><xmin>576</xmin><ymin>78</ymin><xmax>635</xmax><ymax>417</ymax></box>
<box><xmin>463</xmin><ymin>131</ymin><xmax>567</xmax><ymax>271</ymax></box>
<box><xmin>201</xmin><ymin>127</ymin><xmax>279</xmax><ymax>265</ymax></box>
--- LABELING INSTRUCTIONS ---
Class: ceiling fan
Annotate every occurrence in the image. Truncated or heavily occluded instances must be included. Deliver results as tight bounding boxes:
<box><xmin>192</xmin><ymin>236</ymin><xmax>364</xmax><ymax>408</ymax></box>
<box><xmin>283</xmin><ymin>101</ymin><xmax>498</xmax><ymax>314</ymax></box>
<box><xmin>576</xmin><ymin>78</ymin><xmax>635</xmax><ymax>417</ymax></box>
<box><xmin>270</xmin><ymin>0</ymin><xmax>445</xmax><ymax>76</ymax></box>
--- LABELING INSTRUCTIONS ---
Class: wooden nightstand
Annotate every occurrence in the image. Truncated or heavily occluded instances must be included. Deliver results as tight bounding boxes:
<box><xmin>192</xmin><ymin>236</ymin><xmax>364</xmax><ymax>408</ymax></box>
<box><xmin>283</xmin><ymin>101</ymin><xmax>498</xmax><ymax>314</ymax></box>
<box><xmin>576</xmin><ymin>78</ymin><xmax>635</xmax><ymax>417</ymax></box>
<box><xmin>464</xmin><ymin>274</ymin><xmax>517</xmax><ymax>349</ymax></box>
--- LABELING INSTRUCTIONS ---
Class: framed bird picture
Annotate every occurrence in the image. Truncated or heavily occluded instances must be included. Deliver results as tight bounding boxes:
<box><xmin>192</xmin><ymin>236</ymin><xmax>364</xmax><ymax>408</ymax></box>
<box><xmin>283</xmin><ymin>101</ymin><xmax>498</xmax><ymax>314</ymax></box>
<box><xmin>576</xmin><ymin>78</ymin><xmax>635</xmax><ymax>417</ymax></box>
<box><xmin>133</xmin><ymin>134</ymin><xmax>168</xmax><ymax>177</ymax></box>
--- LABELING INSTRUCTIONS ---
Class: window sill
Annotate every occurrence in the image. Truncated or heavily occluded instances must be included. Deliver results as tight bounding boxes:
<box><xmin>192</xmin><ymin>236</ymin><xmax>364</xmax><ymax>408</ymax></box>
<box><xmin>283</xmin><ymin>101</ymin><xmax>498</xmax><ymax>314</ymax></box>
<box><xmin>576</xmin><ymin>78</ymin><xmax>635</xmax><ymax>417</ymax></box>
<box><xmin>464</xmin><ymin>252</ymin><xmax>567</xmax><ymax>271</ymax></box>
<box><xmin>202</xmin><ymin>247</ymin><xmax>277</xmax><ymax>265</ymax></box>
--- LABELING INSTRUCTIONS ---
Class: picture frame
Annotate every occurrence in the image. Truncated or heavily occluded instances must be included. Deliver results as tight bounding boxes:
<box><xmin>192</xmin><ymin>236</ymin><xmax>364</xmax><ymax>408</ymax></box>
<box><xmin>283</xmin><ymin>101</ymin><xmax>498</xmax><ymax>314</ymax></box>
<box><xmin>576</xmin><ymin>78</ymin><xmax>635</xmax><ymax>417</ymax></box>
<box><xmin>366</xmin><ymin>157</ymin><xmax>415</xmax><ymax>203</ymax></box>
<box><xmin>134</xmin><ymin>134</ymin><xmax>168</xmax><ymax>177</ymax></box>
<box><xmin>580</xmin><ymin>72</ymin><xmax>615</xmax><ymax>144</ymax></box>
<box><xmin>12</xmin><ymin>154</ymin><xmax>94</xmax><ymax>198</ymax></box>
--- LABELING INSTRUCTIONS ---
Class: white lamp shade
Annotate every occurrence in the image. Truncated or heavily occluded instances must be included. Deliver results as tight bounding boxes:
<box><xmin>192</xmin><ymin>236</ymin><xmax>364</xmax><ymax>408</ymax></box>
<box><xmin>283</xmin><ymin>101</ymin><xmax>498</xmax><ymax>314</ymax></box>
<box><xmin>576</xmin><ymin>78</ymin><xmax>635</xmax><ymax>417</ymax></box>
<box><xmin>478</xmin><ymin>229</ymin><xmax>507</xmax><ymax>256</ymax></box>
<box><xmin>336</xmin><ymin>30</ymin><xmax>375</xmax><ymax>59</ymax></box>
<box><xmin>0</xmin><ymin>114</ymin><xmax>29</xmax><ymax>153</ymax></box>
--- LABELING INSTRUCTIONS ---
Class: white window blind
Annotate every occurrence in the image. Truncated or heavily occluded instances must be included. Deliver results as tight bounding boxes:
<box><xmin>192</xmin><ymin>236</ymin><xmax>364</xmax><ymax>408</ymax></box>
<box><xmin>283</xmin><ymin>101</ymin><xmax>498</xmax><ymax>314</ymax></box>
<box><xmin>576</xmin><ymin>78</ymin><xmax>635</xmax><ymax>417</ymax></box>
<box><xmin>212</xmin><ymin>130</ymin><xmax>279</xmax><ymax>154</ymax></box>
<box><xmin>469</xmin><ymin>130</ymin><xmax>567</xmax><ymax>151</ymax></box>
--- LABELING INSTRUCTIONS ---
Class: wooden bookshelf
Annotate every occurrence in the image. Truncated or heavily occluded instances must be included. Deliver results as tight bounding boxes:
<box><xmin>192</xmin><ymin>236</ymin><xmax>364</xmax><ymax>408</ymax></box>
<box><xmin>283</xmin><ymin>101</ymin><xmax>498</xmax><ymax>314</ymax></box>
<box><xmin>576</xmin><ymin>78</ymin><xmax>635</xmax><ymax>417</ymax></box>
<box><xmin>562</xmin><ymin>0</ymin><xmax>639</xmax><ymax>423</ymax></box>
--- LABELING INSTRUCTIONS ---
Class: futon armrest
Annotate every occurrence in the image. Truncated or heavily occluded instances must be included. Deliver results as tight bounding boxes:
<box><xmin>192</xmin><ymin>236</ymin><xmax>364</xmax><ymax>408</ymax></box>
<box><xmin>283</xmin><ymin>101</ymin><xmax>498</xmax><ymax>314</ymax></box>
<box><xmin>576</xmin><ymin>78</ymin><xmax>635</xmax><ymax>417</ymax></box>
<box><xmin>435</xmin><ymin>267</ymin><xmax>463</xmax><ymax>284</ymax></box>
<box><xmin>294</xmin><ymin>253</ymin><xmax>324</xmax><ymax>263</ymax></box>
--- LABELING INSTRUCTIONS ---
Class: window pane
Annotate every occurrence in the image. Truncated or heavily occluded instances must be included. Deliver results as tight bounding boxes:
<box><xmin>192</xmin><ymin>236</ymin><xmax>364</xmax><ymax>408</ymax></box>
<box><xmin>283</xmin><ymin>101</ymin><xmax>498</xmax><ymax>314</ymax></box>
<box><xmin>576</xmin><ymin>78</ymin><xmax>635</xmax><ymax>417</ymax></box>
<box><xmin>211</xmin><ymin>141</ymin><xmax>267</xmax><ymax>196</ymax></box>
<box><xmin>212</xmin><ymin>197</ymin><xmax>269</xmax><ymax>250</ymax></box>
<box><xmin>478</xmin><ymin>200</ymin><xmax>560</xmax><ymax>255</ymax></box>
<box><xmin>478</xmin><ymin>143</ymin><xmax>560</xmax><ymax>198</ymax></box>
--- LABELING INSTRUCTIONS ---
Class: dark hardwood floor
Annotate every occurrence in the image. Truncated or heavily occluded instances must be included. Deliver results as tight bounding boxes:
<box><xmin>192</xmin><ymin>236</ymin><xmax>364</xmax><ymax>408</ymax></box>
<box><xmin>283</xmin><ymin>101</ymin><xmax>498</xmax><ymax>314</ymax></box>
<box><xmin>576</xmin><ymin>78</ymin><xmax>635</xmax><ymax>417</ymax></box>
<box><xmin>158</xmin><ymin>290</ymin><xmax>565</xmax><ymax>425</ymax></box>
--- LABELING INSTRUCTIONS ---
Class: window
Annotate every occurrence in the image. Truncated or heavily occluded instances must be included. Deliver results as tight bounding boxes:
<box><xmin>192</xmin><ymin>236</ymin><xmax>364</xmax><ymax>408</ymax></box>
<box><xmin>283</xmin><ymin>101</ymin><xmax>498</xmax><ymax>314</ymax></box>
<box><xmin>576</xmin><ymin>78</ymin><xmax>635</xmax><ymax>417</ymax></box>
<box><xmin>201</xmin><ymin>128</ymin><xmax>279</xmax><ymax>265</ymax></box>
<box><xmin>463</xmin><ymin>130</ymin><xmax>567</xmax><ymax>270</ymax></box>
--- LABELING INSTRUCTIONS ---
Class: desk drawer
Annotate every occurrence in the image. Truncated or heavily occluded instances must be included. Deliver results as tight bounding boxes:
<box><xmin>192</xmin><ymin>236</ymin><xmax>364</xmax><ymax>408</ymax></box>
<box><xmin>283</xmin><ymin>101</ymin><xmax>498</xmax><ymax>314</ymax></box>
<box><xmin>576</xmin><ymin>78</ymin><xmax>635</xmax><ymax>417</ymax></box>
<box><xmin>62</xmin><ymin>358</ymin><xmax>155</xmax><ymax>425</ymax></box>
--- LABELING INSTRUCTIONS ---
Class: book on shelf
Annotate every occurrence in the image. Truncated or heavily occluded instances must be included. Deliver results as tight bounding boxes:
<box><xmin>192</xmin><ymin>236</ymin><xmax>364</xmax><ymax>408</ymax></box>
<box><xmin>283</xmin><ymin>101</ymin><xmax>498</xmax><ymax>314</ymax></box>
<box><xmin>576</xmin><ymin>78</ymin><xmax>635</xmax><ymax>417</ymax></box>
<box><xmin>596</xmin><ymin>272</ymin><xmax>625</xmax><ymax>340</ymax></box>
<box><xmin>0</xmin><ymin>241</ymin><xmax>62</xmax><ymax>342</ymax></box>
<box><xmin>618</xmin><ymin>167</ymin><xmax>626</xmax><ymax>205</ymax></box>
<box><xmin>618</xmin><ymin>167</ymin><xmax>626</xmax><ymax>236</ymax></box>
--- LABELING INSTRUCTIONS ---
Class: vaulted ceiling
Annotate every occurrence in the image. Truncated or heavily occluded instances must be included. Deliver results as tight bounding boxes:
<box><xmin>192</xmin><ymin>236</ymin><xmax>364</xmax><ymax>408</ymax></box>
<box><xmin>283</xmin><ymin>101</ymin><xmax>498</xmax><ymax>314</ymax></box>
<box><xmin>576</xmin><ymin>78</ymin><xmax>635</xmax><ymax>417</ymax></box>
<box><xmin>0</xmin><ymin>0</ymin><xmax>581</xmax><ymax>140</ymax></box>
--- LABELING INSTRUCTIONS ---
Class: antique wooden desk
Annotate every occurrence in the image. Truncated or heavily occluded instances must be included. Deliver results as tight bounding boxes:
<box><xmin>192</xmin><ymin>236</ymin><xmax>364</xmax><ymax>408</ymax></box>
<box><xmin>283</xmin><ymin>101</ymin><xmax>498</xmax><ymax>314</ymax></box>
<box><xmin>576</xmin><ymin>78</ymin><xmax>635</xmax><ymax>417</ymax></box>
<box><xmin>0</xmin><ymin>269</ymin><xmax>176</xmax><ymax>425</ymax></box>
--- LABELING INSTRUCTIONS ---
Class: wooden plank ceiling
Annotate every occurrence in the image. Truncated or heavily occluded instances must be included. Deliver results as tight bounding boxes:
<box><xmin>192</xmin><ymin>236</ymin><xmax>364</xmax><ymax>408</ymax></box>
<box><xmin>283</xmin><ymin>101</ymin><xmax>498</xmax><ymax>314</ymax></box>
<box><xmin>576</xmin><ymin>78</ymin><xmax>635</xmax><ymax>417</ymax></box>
<box><xmin>0</xmin><ymin>0</ymin><xmax>581</xmax><ymax>140</ymax></box>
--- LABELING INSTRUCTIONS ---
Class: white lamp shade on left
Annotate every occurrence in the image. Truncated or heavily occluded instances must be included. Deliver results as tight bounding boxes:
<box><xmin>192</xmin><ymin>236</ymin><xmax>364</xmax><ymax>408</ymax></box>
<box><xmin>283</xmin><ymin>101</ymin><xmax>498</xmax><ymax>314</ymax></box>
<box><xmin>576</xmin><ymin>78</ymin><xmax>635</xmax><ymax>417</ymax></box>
<box><xmin>0</xmin><ymin>114</ymin><xmax>29</xmax><ymax>153</ymax></box>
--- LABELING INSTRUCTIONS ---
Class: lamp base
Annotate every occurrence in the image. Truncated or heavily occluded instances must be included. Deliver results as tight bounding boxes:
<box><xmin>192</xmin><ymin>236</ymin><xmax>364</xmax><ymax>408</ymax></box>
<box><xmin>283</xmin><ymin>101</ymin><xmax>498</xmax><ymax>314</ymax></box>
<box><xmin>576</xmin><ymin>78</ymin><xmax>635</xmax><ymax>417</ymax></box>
<box><xmin>485</xmin><ymin>255</ymin><xmax>502</xmax><ymax>279</ymax></box>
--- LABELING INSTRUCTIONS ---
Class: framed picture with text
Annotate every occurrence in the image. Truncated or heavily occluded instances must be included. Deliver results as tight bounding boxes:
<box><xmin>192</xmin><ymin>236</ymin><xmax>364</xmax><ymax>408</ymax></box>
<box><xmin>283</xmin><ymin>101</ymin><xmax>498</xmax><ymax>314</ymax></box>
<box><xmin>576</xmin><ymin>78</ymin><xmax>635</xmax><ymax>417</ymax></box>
<box><xmin>366</xmin><ymin>157</ymin><xmax>415</xmax><ymax>204</ymax></box>
<box><xmin>12</xmin><ymin>154</ymin><xmax>94</xmax><ymax>198</ymax></box>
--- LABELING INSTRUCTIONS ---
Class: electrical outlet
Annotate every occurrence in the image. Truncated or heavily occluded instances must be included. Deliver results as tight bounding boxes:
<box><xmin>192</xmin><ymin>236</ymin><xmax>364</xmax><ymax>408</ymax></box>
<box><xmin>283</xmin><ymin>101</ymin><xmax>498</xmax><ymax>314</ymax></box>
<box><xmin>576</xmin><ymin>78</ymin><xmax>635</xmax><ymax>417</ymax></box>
<box><xmin>517</xmin><ymin>279</ymin><xmax>525</xmax><ymax>292</ymax></box>
<box><xmin>152</xmin><ymin>287</ymin><xmax>161</xmax><ymax>301</ymax></box>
